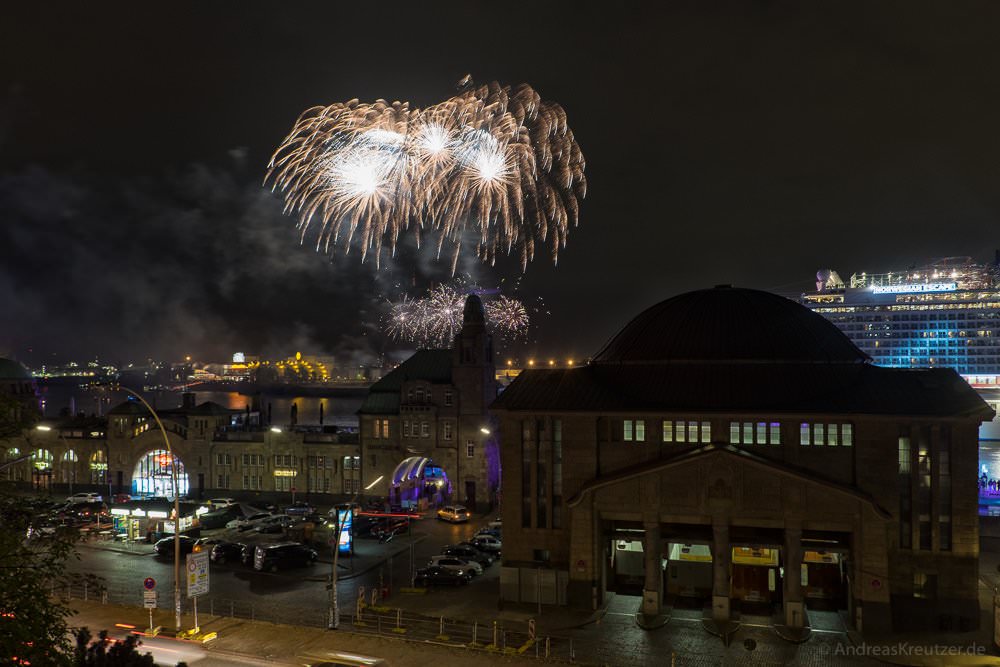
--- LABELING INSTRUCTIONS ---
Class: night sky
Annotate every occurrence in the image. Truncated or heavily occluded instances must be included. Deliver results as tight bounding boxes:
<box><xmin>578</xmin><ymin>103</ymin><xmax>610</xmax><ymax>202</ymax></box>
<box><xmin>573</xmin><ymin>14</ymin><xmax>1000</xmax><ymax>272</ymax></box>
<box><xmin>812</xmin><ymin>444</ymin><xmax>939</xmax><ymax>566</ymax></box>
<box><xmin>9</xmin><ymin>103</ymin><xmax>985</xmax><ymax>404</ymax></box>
<box><xmin>3</xmin><ymin>2</ymin><xmax>1000</xmax><ymax>367</ymax></box>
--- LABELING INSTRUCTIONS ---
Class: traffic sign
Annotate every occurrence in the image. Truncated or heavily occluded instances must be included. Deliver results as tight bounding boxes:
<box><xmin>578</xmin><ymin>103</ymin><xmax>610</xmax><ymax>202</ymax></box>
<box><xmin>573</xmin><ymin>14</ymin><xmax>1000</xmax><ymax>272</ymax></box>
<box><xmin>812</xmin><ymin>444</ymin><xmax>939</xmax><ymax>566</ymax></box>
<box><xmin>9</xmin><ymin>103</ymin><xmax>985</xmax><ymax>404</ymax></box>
<box><xmin>143</xmin><ymin>590</ymin><xmax>157</xmax><ymax>609</ymax></box>
<box><xmin>187</xmin><ymin>551</ymin><xmax>210</xmax><ymax>598</ymax></box>
<box><xmin>143</xmin><ymin>577</ymin><xmax>156</xmax><ymax>591</ymax></box>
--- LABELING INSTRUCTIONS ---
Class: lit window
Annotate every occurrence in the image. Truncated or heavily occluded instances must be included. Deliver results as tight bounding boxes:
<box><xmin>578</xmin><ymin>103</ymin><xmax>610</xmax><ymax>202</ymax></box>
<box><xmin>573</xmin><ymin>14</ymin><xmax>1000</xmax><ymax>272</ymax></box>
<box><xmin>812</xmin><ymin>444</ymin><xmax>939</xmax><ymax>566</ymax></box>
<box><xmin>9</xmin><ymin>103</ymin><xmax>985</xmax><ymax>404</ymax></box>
<box><xmin>701</xmin><ymin>421</ymin><xmax>711</xmax><ymax>443</ymax></box>
<box><xmin>743</xmin><ymin>423</ymin><xmax>753</xmax><ymax>443</ymax></box>
<box><xmin>756</xmin><ymin>422</ymin><xmax>766</xmax><ymax>444</ymax></box>
<box><xmin>466</xmin><ymin>441</ymin><xmax>475</xmax><ymax>458</ymax></box>
<box><xmin>730</xmin><ymin>422</ymin><xmax>739</xmax><ymax>444</ymax></box>
<box><xmin>676</xmin><ymin>421</ymin><xmax>686</xmax><ymax>443</ymax></box>
<box><xmin>842</xmin><ymin>423</ymin><xmax>853</xmax><ymax>447</ymax></box>
<box><xmin>813</xmin><ymin>423</ymin><xmax>825</xmax><ymax>446</ymax></box>
<box><xmin>662</xmin><ymin>420</ymin><xmax>673</xmax><ymax>443</ymax></box>
<box><xmin>624</xmin><ymin>420</ymin><xmax>633</xmax><ymax>441</ymax></box>
<box><xmin>635</xmin><ymin>420</ymin><xmax>646</xmax><ymax>442</ymax></box>
<box><xmin>827</xmin><ymin>423</ymin><xmax>838</xmax><ymax>447</ymax></box>
<box><xmin>688</xmin><ymin>421</ymin><xmax>697</xmax><ymax>443</ymax></box>
<box><xmin>769</xmin><ymin>423</ymin><xmax>781</xmax><ymax>445</ymax></box>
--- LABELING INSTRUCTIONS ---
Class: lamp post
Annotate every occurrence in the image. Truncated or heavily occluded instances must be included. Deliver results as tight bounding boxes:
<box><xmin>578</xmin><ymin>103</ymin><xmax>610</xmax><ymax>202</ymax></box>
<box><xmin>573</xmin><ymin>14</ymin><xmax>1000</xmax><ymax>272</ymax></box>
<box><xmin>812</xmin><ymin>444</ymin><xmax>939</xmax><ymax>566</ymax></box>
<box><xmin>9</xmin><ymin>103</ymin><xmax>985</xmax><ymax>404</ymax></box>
<box><xmin>120</xmin><ymin>387</ymin><xmax>183</xmax><ymax>633</ymax></box>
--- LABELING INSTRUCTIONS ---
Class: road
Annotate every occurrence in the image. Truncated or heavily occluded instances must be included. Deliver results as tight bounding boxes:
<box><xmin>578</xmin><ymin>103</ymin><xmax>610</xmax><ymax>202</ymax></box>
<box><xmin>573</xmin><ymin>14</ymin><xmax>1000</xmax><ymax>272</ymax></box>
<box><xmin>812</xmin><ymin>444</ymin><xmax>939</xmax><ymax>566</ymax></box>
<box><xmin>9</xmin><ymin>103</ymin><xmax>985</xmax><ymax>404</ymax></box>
<box><xmin>68</xmin><ymin>511</ymin><xmax>498</xmax><ymax>629</ymax></box>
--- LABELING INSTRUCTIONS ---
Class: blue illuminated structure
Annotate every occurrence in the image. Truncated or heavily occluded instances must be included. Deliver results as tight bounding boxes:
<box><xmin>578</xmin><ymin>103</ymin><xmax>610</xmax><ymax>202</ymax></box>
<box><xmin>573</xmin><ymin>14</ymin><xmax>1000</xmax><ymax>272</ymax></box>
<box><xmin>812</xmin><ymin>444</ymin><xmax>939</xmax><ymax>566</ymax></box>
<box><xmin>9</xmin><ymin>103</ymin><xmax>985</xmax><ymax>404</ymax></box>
<box><xmin>336</xmin><ymin>509</ymin><xmax>352</xmax><ymax>554</ymax></box>
<box><xmin>800</xmin><ymin>258</ymin><xmax>1000</xmax><ymax>381</ymax></box>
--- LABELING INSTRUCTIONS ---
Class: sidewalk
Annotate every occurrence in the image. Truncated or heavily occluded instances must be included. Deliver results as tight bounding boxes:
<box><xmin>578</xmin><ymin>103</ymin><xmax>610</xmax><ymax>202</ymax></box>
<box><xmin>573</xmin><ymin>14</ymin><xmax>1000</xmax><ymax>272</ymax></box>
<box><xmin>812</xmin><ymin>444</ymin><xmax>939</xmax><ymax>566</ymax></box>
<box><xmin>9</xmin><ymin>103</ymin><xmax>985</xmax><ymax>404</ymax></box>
<box><xmin>70</xmin><ymin>599</ymin><xmax>540</xmax><ymax>666</ymax></box>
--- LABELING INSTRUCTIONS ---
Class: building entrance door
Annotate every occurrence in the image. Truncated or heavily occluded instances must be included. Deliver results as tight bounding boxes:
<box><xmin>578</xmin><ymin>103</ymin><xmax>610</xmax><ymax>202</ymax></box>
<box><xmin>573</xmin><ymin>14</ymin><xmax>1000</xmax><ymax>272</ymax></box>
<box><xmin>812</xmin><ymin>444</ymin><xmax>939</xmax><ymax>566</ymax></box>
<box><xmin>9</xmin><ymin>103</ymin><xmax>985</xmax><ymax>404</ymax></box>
<box><xmin>465</xmin><ymin>481</ymin><xmax>476</xmax><ymax>510</ymax></box>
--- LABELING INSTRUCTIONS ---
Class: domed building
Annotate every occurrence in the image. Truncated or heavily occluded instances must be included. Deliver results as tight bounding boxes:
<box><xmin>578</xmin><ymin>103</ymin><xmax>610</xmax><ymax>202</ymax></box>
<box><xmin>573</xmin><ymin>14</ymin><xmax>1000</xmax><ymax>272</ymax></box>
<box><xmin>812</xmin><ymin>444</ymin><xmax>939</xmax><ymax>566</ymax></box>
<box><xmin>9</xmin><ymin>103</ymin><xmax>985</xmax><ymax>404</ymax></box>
<box><xmin>492</xmin><ymin>286</ymin><xmax>993</xmax><ymax>634</ymax></box>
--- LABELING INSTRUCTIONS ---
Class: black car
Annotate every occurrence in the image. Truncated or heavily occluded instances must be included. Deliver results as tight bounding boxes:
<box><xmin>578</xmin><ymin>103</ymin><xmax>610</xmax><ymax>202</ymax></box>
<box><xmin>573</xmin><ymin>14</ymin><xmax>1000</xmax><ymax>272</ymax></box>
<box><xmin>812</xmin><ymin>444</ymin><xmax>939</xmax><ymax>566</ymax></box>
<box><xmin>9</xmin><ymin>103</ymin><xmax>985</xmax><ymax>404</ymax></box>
<box><xmin>154</xmin><ymin>534</ymin><xmax>195</xmax><ymax>557</ymax></box>
<box><xmin>443</xmin><ymin>545</ymin><xmax>493</xmax><ymax>567</ymax></box>
<box><xmin>210</xmin><ymin>541</ymin><xmax>249</xmax><ymax>565</ymax></box>
<box><xmin>413</xmin><ymin>566</ymin><xmax>471</xmax><ymax>587</ymax></box>
<box><xmin>253</xmin><ymin>542</ymin><xmax>318</xmax><ymax>572</ymax></box>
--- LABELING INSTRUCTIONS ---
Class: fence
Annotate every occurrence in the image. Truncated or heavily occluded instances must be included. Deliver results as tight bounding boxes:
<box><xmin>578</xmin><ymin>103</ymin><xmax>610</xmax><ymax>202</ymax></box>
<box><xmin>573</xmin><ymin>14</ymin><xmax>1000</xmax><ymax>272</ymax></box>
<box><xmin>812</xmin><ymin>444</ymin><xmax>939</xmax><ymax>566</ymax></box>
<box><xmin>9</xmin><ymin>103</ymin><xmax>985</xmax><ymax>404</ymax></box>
<box><xmin>53</xmin><ymin>578</ymin><xmax>778</xmax><ymax>666</ymax></box>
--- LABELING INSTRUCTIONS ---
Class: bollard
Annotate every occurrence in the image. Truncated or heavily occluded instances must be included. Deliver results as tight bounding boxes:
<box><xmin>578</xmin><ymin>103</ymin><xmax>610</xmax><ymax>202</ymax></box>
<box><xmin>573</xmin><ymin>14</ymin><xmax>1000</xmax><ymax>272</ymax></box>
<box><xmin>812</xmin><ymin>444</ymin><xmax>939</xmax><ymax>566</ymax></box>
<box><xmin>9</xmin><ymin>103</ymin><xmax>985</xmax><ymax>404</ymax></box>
<box><xmin>570</xmin><ymin>638</ymin><xmax>575</xmax><ymax>663</ymax></box>
<box><xmin>396</xmin><ymin>608</ymin><xmax>402</xmax><ymax>629</ymax></box>
<box><xmin>439</xmin><ymin>616</ymin><xmax>444</xmax><ymax>636</ymax></box>
<box><xmin>501</xmin><ymin>630</ymin><xmax>506</xmax><ymax>652</ymax></box>
<box><xmin>493</xmin><ymin>621</ymin><xmax>498</xmax><ymax>648</ymax></box>
<box><xmin>545</xmin><ymin>637</ymin><xmax>550</xmax><ymax>658</ymax></box>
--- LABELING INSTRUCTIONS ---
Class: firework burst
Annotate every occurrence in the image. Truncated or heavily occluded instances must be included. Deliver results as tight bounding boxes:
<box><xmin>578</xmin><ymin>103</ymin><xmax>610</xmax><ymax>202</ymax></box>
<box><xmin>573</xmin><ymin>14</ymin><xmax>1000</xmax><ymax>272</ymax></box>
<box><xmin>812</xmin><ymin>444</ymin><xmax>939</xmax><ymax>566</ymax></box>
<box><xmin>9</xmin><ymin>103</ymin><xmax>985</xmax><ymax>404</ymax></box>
<box><xmin>385</xmin><ymin>282</ymin><xmax>533</xmax><ymax>347</ymax></box>
<box><xmin>266</xmin><ymin>80</ymin><xmax>586</xmax><ymax>273</ymax></box>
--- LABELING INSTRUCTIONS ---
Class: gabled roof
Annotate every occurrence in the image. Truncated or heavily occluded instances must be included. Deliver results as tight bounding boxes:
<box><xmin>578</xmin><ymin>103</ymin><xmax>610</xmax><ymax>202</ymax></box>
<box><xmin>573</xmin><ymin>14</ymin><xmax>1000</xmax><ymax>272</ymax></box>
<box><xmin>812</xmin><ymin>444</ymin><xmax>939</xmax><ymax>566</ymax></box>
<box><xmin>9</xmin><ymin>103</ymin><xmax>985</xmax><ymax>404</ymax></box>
<box><xmin>186</xmin><ymin>401</ymin><xmax>239</xmax><ymax>416</ymax></box>
<box><xmin>359</xmin><ymin>349</ymin><xmax>453</xmax><ymax>415</ymax></box>
<box><xmin>567</xmin><ymin>443</ymin><xmax>891</xmax><ymax>518</ymax></box>
<box><xmin>492</xmin><ymin>363</ymin><xmax>992</xmax><ymax>418</ymax></box>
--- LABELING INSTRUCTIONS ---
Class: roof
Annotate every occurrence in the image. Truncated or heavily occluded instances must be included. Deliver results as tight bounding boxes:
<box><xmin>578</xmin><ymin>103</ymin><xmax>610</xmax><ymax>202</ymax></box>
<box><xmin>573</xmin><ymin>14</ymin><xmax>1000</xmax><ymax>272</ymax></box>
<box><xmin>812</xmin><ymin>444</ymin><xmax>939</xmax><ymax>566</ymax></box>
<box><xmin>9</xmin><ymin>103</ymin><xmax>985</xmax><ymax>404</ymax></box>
<box><xmin>492</xmin><ymin>363</ymin><xmax>992</xmax><ymax>418</ymax></box>
<box><xmin>593</xmin><ymin>286</ymin><xmax>869</xmax><ymax>365</ymax></box>
<box><xmin>186</xmin><ymin>401</ymin><xmax>240</xmax><ymax>416</ymax></box>
<box><xmin>359</xmin><ymin>349</ymin><xmax>453</xmax><ymax>415</ymax></box>
<box><xmin>0</xmin><ymin>358</ymin><xmax>31</xmax><ymax>380</ymax></box>
<box><xmin>108</xmin><ymin>399</ymin><xmax>239</xmax><ymax>417</ymax></box>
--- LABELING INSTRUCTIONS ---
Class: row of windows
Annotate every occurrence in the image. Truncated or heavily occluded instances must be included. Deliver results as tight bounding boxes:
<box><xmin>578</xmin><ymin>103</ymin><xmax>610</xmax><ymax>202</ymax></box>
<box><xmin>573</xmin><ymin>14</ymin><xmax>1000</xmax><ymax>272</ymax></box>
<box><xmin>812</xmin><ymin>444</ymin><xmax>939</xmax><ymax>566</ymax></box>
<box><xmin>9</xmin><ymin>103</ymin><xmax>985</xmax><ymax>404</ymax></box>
<box><xmin>372</xmin><ymin>419</ymin><xmax>390</xmax><ymax>439</ymax></box>
<box><xmin>402</xmin><ymin>420</ymin><xmax>454</xmax><ymax>439</ymax></box>
<box><xmin>618</xmin><ymin>419</ymin><xmax>853</xmax><ymax>447</ymax></box>
<box><xmin>404</xmin><ymin>387</ymin><xmax>454</xmax><ymax>405</ymax></box>
<box><xmin>799</xmin><ymin>423</ymin><xmax>853</xmax><ymax>447</ymax></box>
<box><xmin>730</xmin><ymin>421</ymin><xmax>781</xmax><ymax>445</ymax></box>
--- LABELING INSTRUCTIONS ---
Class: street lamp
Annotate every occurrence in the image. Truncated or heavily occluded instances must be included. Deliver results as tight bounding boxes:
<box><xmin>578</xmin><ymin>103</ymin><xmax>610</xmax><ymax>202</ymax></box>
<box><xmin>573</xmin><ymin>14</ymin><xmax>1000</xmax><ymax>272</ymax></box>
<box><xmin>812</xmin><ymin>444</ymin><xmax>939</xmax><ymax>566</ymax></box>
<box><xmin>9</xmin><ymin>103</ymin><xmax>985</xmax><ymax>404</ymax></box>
<box><xmin>120</xmin><ymin>387</ymin><xmax>183</xmax><ymax>634</ymax></box>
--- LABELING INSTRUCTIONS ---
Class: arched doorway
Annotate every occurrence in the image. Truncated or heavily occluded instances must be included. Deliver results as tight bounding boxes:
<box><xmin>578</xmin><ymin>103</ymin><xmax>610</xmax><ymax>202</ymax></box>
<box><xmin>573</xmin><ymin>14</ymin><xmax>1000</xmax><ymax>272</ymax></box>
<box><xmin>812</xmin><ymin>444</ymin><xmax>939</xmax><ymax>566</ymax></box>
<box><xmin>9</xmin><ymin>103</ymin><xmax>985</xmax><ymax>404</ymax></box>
<box><xmin>90</xmin><ymin>451</ymin><xmax>108</xmax><ymax>485</ymax></box>
<box><xmin>390</xmin><ymin>456</ymin><xmax>451</xmax><ymax>508</ymax></box>
<box><xmin>132</xmin><ymin>449</ymin><xmax>188</xmax><ymax>498</ymax></box>
<box><xmin>61</xmin><ymin>450</ymin><xmax>79</xmax><ymax>484</ymax></box>
<box><xmin>3</xmin><ymin>447</ymin><xmax>24</xmax><ymax>482</ymax></box>
<box><xmin>32</xmin><ymin>448</ymin><xmax>53</xmax><ymax>490</ymax></box>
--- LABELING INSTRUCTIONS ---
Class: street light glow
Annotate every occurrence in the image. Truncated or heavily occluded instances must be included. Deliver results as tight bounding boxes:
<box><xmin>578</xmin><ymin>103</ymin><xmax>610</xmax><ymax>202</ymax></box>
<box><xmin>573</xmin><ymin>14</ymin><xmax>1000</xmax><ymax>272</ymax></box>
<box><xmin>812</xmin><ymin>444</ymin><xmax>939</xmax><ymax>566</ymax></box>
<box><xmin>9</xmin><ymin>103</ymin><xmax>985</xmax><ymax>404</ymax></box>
<box><xmin>480</xmin><ymin>427</ymin><xmax>491</xmax><ymax>435</ymax></box>
<box><xmin>270</xmin><ymin>426</ymin><xmax>282</xmax><ymax>433</ymax></box>
<box><xmin>35</xmin><ymin>425</ymin><xmax>52</xmax><ymax>431</ymax></box>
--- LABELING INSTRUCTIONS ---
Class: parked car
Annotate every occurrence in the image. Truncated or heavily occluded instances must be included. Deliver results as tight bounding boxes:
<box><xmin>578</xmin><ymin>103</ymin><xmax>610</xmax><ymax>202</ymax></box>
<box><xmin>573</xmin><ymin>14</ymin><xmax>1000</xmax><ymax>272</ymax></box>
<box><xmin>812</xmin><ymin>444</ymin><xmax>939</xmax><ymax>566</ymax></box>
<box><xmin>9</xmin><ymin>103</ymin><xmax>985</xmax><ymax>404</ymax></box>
<box><xmin>253</xmin><ymin>542</ymin><xmax>318</xmax><ymax>572</ymax></box>
<box><xmin>210</xmin><ymin>541</ymin><xmax>249</xmax><ymax>565</ymax></box>
<box><xmin>67</xmin><ymin>492</ymin><xmax>102</xmax><ymax>504</ymax></box>
<box><xmin>248</xmin><ymin>500</ymin><xmax>277</xmax><ymax>513</ymax></box>
<box><xmin>413</xmin><ymin>565</ymin><xmax>471</xmax><ymax>587</ymax></box>
<box><xmin>208</xmin><ymin>497</ymin><xmax>237</xmax><ymax>508</ymax></box>
<box><xmin>436</xmin><ymin>505</ymin><xmax>470</xmax><ymax>523</ymax></box>
<box><xmin>194</xmin><ymin>537</ymin><xmax>223</xmax><ymax>550</ymax></box>
<box><xmin>63</xmin><ymin>501</ymin><xmax>108</xmax><ymax>521</ymax></box>
<box><xmin>476</xmin><ymin>526</ymin><xmax>501</xmax><ymax>539</ymax></box>
<box><xmin>227</xmin><ymin>512</ymin><xmax>271</xmax><ymax>530</ymax></box>
<box><xmin>470</xmin><ymin>534</ymin><xmax>502</xmax><ymax>554</ymax></box>
<box><xmin>443</xmin><ymin>544</ymin><xmax>493</xmax><ymax>567</ymax></box>
<box><xmin>255</xmin><ymin>515</ymin><xmax>293</xmax><ymax>533</ymax></box>
<box><xmin>112</xmin><ymin>493</ymin><xmax>133</xmax><ymax>504</ymax></box>
<box><xmin>154</xmin><ymin>535</ymin><xmax>195</xmax><ymax>557</ymax></box>
<box><xmin>285</xmin><ymin>501</ymin><xmax>316</xmax><ymax>516</ymax></box>
<box><xmin>487</xmin><ymin>517</ymin><xmax>502</xmax><ymax>531</ymax></box>
<box><xmin>428</xmin><ymin>555</ymin><xmax>483</xmax><ymax>576</ymax></box>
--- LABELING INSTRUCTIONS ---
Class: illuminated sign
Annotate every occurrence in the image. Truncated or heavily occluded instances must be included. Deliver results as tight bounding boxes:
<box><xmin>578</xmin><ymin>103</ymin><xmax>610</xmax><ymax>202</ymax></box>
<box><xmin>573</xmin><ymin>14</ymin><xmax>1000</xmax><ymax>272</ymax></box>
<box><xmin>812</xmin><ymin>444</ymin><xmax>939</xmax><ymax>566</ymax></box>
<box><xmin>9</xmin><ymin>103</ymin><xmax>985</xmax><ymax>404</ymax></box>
<box><xmin>274</xmin><ymin>469</ymin><xmax>297</xmax><ymax>477</ymax></box>
<box><xmin>871</xmin><ymin>282</ymin><xmax>957</xmax><ymax>294</ymax></box>
<box><xmin>233</xmin><ymin>352</ymin><xmax>245</xmax><ymax>363</ymax></box>
<box><xmin>337</xmin><ymin>509</ymin><xmax>353</xmax><ymax>554</ymax></box>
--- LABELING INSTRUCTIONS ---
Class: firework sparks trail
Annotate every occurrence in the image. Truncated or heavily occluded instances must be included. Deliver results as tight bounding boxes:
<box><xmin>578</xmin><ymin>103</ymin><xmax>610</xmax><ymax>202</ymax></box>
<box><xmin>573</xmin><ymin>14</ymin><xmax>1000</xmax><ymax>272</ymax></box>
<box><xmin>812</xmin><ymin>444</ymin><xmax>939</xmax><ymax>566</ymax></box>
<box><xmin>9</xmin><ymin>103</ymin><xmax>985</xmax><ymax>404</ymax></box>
<box><xmin>266</xmin><ymin>80</ymin><xmax>587</xmax><ymax>273</ymax></box>
<box><xmin>384</xmin><ymin>282</ymin><xmax>532</xmax><ymax>347</ymax></box>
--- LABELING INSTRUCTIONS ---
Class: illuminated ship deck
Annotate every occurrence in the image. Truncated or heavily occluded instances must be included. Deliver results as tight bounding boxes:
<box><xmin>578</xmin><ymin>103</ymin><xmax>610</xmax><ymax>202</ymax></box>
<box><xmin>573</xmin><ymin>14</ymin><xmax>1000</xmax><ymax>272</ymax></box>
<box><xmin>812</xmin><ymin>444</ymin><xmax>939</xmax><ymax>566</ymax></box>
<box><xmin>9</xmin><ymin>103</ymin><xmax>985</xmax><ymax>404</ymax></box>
<box><xmin>801</xmin><ymin>257</ymin><xmax>1000</xmax><ymax>386</ymax></box>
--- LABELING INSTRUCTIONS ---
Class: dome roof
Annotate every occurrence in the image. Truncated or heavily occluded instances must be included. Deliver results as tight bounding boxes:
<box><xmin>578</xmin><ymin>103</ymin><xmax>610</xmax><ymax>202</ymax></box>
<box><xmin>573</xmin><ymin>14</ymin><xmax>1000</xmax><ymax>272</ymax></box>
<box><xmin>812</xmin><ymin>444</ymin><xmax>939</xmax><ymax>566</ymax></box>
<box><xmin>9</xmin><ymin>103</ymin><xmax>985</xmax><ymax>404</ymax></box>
<box><xmin>592</xmin><ymin>286</ymin><xmax>869</xmax><ymax>365</ymax></box>
<box><xmin>0</xmin><ymin>358</ymin><xmax>31</xmax><ymax>380</ymax></box>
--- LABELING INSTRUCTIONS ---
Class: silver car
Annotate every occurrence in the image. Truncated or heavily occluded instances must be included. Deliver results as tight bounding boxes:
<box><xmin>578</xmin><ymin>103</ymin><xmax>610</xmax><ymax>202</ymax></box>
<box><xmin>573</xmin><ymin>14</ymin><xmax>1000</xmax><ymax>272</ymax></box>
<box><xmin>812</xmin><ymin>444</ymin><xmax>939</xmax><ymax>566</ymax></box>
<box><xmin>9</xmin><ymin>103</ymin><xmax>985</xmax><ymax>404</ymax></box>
<box><xmin>428</xmin><ymin>554</ymin><xmax>483</xmax><ymax>576</ymax></box>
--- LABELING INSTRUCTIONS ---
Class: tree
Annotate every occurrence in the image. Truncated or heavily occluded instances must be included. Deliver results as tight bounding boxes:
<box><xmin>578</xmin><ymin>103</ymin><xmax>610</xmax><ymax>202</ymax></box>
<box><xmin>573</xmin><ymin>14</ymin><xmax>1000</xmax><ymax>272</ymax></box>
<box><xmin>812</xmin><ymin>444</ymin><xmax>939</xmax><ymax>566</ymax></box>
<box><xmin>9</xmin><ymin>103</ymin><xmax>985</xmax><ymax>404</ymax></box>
<box><xmin>0</xmin><ymin>390</ymin><xmax>40</xmax><ymax>440</ymax></box>
<box><xmin>0</xmin><ymin>491</ymin><xmax>78</xmax><ymax>666</ymax></box>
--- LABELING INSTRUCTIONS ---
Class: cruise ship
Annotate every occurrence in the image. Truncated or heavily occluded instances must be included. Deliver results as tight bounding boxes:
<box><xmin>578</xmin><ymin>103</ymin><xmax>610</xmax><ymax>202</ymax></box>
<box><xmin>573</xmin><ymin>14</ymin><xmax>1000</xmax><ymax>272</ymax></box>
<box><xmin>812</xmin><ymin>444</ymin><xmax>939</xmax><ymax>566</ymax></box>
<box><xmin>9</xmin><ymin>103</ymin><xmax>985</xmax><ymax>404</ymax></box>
<box><xmin>800</xmin><ymin>256</ymin><xmax>1000</xmax><ymax>384</ymax></box>
<box><xmin>799</xmin><ymin>256</ymin><xmax>1000</xmax><ymax>487</ymax></box>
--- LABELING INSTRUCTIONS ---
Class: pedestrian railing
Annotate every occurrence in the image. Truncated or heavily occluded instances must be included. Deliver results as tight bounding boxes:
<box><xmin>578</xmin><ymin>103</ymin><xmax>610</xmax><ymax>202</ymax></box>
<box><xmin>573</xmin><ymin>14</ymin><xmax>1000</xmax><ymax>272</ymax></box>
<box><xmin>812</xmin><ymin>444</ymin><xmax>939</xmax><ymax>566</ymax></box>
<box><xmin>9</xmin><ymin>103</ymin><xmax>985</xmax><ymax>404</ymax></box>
<box><xmin>55</xmin><ymin>577</ymin><xmax>778</xmax><ymax>666</ymax></box>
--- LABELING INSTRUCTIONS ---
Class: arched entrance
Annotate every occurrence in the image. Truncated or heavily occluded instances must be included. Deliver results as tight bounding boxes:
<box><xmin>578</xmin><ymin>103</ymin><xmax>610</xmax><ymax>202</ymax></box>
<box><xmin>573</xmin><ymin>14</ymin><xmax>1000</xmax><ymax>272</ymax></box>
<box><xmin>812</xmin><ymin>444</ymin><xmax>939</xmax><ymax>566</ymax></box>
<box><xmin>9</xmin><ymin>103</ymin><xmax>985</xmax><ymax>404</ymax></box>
<box><xmin>90</xmin><ymin>451</ymin><xmax>107</xmax><ymax>485</ymax></box>
<box><xmin>32</xmin><ymin>449</ymin><xmax>53</xmax><ymax>490</ymax></box>
<box><xmin>390</xmin><ymin>456</ymin><xmax>451</xmax><ymax>508</ymax></box>
<box><xmin>61</xmin><ymin>450</ymin><xmax>79</xmax><ymax>484</ymax></box>
<box><xmin>132</xmin><ymin>450</ymin><xmax>188</xmax><ymax>498</ymax></box>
